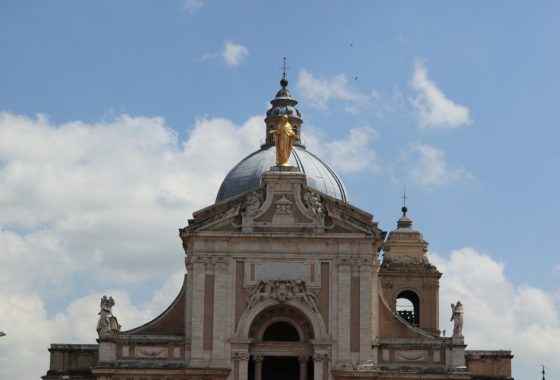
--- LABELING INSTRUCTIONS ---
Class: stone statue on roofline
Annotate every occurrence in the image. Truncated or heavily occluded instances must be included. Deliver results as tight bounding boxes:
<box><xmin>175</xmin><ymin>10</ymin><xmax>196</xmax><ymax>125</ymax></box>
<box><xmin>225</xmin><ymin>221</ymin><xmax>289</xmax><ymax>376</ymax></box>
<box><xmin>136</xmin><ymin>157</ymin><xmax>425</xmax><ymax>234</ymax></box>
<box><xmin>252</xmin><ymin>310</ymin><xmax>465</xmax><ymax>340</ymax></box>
<box><xmin>450</xmin><ymin>301</ymin><xmax>464</xmax><ymax>338</ymax></box>
<box><xmin>97</xmin><ymin>295</ymin><xmax>121</xmax><ymax>335</ymax></box>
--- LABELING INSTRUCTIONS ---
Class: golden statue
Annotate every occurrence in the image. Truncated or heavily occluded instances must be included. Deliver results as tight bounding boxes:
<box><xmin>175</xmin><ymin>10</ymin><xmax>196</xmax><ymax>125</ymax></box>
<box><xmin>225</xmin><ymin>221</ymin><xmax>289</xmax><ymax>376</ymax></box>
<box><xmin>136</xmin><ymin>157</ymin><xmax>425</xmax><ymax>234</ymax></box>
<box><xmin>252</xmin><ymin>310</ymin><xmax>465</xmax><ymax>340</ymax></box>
<box><xmin>270</xmin><ymin>115</ymin><xmax>296</xmax><ymax>166</ymax></box>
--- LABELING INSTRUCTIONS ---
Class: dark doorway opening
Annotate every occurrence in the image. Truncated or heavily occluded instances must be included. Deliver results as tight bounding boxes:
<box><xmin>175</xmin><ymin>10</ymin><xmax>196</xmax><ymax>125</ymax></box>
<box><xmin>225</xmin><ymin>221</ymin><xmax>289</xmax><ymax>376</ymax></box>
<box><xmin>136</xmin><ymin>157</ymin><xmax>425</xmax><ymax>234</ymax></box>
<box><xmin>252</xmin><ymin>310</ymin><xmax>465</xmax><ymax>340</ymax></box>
<box><xmin>249</xmin><ymin>355</ymin><xmax>314</xmax><ymax>380</ymax></box>
<box><xmin>262</xmin><ymin>356</ymin><xmax>298</xmax><ymax>380</ymax></box>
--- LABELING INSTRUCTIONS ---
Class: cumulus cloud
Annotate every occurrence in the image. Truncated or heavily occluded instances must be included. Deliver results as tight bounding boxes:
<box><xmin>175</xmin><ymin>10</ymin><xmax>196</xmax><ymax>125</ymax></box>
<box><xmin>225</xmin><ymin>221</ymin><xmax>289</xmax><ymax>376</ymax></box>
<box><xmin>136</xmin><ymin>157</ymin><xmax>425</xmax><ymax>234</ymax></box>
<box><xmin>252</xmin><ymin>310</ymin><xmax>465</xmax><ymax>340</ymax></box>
<box><xmin>431</xmin><ymin>248</ymin><xmax>560</xmax><ymax>379</ymax></box>
<box><xmin>404</xmin><ymin>143</ymin><xmax>471</xmax><ymax>186</ymax></box>
<box><xmin>0</xmin><ymin>272</ymin><xmax>184</xmax><ymax>379</ymax></box>
<box><xmin>302</xmin><ymin>125</ymin><xmax>379</xmax><ymax>174</ymax></box>
<box><xmin>222</xmin><ymin>41</ymin><xmax>249</xmax><ymax>67</ymax></box>
<box><xmin>296</xmin><ymin>70</ymin><xmax>367</xmax><ymax>109</ymax></box>
<box><xmin>183</xmin><ymin>0</ymin><xmax>203</xmax><ymax>13</ymax></box>
<box><xmin>410</xmin><ymin>59</ymin><xmax>471</xmax><ymax>129</ymax></box>
<box><xmin>0</xmin><ymin>111</ymin><xmax>264</xmax><ymax>379</ymax></box>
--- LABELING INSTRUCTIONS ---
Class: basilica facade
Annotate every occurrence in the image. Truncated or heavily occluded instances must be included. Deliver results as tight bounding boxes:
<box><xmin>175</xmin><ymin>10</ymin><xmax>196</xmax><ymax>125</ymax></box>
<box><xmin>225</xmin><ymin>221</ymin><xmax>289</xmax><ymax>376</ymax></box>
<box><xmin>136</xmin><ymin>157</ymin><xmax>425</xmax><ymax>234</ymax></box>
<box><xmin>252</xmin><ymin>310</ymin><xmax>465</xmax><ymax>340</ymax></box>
<box><xmin>43</xmin><ymin>77</ymin><xmax>513</xmax><ymax>380</ymax></box>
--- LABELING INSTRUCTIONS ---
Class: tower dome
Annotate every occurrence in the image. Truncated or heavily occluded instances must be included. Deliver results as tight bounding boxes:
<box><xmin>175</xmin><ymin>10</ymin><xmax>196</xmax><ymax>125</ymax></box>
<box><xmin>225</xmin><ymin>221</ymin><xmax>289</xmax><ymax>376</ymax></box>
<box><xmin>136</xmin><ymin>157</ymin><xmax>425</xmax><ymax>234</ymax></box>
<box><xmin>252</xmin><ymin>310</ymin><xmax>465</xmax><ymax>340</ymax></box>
<box><xmin>215</xmin><ymin>78</ymin><xmax>347</xmax><ymax>203</ymax></box>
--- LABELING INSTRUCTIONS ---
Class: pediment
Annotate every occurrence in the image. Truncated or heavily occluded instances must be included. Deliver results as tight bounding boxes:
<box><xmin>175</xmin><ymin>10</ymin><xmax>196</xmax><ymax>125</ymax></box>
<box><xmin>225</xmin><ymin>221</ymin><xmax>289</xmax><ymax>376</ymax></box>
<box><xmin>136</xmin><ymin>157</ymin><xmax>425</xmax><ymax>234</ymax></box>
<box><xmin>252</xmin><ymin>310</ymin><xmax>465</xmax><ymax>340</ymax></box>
<box><xmin>182</xmin><ymin>169</ymin><xmax>383</xmax><ymax>239</ymax></box>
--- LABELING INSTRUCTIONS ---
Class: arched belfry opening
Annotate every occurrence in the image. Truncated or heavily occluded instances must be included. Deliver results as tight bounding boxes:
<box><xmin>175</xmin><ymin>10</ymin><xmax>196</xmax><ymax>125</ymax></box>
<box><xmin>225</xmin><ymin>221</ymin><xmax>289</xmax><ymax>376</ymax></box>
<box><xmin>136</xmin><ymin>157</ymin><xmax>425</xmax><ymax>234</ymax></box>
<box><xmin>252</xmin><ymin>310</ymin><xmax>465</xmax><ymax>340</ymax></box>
<box><xmin>248</xmin><ymin>305</ymin><xmax>314</xmax><ymax>380</ymax></box>
<box><xmin>396</xmin><ymin>290</ymin><xmax>420</xmax><ymax>325</ymax></box>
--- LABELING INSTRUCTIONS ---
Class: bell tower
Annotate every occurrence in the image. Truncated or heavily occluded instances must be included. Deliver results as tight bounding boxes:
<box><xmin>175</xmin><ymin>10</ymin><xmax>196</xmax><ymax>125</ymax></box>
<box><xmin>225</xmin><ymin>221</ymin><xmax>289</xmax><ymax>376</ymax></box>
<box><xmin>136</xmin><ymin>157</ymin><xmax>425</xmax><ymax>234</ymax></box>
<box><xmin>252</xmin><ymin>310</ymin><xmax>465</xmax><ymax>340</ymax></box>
<box><xmin>379</xmin><ymin>207</ymin><xmax>442</xmax><ymax>336</ymax></box>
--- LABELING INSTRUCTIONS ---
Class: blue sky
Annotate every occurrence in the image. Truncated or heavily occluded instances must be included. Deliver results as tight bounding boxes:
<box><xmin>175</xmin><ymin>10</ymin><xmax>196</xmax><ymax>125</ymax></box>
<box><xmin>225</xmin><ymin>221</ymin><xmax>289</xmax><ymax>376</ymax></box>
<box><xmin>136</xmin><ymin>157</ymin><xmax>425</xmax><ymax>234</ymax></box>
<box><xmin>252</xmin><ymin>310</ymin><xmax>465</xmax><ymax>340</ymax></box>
<box><xmin>1</xmin><ymin>1</ymin><xmax>559</xmax><ymax>379</ymax></box>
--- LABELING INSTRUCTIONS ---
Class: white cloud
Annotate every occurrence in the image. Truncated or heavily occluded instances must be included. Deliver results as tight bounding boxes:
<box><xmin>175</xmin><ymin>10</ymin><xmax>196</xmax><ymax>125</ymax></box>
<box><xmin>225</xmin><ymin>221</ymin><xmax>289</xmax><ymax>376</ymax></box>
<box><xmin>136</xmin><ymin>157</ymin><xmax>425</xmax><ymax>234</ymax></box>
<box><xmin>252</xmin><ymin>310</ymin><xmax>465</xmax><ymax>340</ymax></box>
<box><xmin>303</xmin><ymin>126</ymin><xmax>379</xmax><ymax>174</ymax></box>
<box><xmin>183</xmin><ymin>0</ymin><xmax>203</xmax><ymax>13</ymax></box>
<box><xmin>410</xmin><ymin>59</ymin><xmax>471</xmax><ymax>129</ymax></box>
<box><xmin>405</xmin><ymin>143</ymin><xmax>471</xmax><ymax>186</ymax></box>
<box><xmin>296</xmin><ymin>69</ymin><xmax>367</xmax><ymax>109</ymax></box>
<box><xmin>0</xmin><ymin>272</ymin><xmax>184</xmax><ymax>379</ymax></box>
<box><xmin>222</xmin><ymin>41</ymin><xmax>249</xmax><ymax>67</ymax></box>
<box><xmin>431</xmin><ymin>248</ymin><xmax>560</xmax><ymax>378</ymax></box>
<box><xmin>0</xmin><ymin>111</ymin><xmax>261</xmax><ymax>292</ymax></box>
<box><xmin>0</xmin><ymin>110</ymin><xmax>264</xmax><ymax>379</ymax></box>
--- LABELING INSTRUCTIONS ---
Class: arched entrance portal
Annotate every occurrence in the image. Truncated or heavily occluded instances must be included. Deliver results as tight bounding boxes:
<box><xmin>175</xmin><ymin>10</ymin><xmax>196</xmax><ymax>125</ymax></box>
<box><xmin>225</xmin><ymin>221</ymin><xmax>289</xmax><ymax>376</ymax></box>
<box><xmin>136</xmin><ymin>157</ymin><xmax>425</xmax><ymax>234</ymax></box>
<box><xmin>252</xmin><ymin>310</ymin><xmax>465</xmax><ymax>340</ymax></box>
<box><xmin>248</xmin><ymin>305</ymin><xmax>314</xmax><ymax>380</ymax></box>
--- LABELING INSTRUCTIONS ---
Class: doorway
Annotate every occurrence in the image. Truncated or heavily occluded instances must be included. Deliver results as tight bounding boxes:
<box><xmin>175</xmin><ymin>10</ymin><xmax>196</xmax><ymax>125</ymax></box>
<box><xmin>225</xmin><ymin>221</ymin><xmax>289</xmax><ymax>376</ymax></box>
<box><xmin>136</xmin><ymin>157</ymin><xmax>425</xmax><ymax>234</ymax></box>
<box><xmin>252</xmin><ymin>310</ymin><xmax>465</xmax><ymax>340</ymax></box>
<box><xmin>249</xmin><ymin>355</ymin><xmax>313</xmax><ymax>380</ymax></box>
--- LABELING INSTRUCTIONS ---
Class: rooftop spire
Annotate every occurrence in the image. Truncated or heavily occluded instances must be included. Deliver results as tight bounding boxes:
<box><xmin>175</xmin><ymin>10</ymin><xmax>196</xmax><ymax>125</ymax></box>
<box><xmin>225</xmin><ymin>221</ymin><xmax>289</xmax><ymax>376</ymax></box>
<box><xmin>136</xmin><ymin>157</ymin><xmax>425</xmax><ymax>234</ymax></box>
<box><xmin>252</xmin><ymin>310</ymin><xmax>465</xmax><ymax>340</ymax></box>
<box><xmin>264</xmin><ymin>61</ymin><xmax>303</xmax><ymax>147</ymax></box>
<box><xmin>401</xmin><ymin>185</ymin><xmax>408</xmax><ymax>207</ymax></box>
<box><xmin>281</xmin><ymin>57</ymin><xmax>288</xmax><ymax>80</ymax></box>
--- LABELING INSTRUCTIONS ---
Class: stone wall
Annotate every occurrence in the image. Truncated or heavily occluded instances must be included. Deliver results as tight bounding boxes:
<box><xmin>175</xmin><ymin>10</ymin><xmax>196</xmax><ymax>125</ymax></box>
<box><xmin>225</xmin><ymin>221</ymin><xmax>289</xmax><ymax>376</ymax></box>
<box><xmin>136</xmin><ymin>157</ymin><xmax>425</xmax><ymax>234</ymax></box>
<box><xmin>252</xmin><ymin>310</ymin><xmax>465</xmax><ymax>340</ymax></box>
<box><xmin>465</xmin><ymin>350</ymin><xmax>513</xmax><ymax>380</ymax></box>
<box><xmin>42</xmin><ymin>344</ymin><xmax>97</xmax><ymax>380</ymax></box>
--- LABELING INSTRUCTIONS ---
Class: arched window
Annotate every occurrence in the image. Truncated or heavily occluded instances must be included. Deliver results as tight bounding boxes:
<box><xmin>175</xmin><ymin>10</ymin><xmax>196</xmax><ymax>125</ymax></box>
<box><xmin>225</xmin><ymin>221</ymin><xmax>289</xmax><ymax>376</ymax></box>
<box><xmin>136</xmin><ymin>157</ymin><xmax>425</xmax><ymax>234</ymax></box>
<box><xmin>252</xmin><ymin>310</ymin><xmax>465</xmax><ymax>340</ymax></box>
<box><xmin>396</xmin><ymin>290</ymin><xmax>420</xmax><ymax>325</ymax></box>
<box><xmin>262</xmin><ymin>321</ymin><xmax>300</xmax><ymax>341</ymax></box>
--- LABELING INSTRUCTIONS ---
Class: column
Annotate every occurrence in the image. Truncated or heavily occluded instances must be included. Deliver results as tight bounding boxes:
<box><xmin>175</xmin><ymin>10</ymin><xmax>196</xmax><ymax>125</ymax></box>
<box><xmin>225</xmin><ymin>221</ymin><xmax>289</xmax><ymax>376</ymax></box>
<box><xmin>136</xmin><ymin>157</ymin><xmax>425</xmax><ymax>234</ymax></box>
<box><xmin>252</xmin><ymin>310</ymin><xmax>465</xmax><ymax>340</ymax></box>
<box><xmin>299</xmin><ymin>356</ymin><xmax>308</xmax><ymax>380</ymax></box>
<box><xmin>254</xmin><ymin>355</ymin><xmax>263</xmax><ymax>380</ymax></box>
<box><xmin>313</xmin><ymin>353</ymin><xmax>328</xmax><ymax>380</ymax></box>
<box><xmin>232</xmin><ymin>352</ymin><xmax>249</xmax><ymax>380</ymax></box>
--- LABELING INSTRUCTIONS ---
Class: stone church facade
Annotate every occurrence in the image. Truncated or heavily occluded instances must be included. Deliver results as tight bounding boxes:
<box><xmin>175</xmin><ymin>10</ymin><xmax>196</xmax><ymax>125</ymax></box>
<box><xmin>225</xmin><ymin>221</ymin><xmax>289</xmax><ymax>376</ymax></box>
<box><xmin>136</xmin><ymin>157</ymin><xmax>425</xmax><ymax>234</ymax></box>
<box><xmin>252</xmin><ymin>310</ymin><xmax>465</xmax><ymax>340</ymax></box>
<box><xmin>43</xmin><ymin>77</ymin><xmax>513</xmax><ymax>380</ymax></box>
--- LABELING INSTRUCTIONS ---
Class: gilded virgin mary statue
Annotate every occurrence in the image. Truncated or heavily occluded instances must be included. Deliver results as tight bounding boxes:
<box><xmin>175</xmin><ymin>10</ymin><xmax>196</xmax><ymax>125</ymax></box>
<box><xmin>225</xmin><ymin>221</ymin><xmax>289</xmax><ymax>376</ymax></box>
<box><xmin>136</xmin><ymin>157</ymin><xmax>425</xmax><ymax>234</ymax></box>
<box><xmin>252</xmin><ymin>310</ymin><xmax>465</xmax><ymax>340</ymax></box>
<box><xmin>270</xmin><ymin>115</ymin><xmax>296</xmax><ymax>166</ymax></box>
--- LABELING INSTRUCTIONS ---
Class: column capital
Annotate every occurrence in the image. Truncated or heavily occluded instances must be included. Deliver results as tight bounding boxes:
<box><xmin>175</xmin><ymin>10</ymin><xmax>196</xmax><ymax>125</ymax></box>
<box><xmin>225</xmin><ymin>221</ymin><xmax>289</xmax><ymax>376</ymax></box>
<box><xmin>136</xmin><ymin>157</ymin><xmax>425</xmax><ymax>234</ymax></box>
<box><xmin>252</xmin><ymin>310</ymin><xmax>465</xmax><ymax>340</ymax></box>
<box><xmin>231</xmin><ymin>351</ymin><xmax>249</xmax><ymax>361</ymax></box>
<box><xmin>313</xmin><ymin>352</ymin><xmax>329</xmax><ymax>362</ymax></box>
<box><xmin>298</xmin><ymin>355</ymin><xmax>309</xmax><ymax>363</ymax></box>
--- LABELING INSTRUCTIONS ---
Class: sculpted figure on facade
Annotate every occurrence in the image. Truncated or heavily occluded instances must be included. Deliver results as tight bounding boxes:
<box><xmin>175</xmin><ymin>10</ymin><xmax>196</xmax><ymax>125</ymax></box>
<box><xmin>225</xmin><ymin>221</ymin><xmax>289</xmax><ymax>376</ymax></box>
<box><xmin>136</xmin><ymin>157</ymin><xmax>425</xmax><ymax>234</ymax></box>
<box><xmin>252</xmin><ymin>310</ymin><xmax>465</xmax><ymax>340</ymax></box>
<box><xmin>247</xmin><ymin>279</ymin><xmax>318</xmax><ymax>312</ymax></box>
<box><xmin>247</xmin><ymin>280</ymin><xmax>268</xmax><ymax>309</ymax></box>
<box><xmin>450</xmin><ymin>301</ymin><xmax>464</xmax><ymax>337</ymax></box>
<box><xmin>304</xmin><ymin>191</ymin><xmax>325</xmax><ymax>218</ymax></box>
<box><xmin>244</xmin><ymin>190</ymin><xmax>264</xmax><ymax>216</ymax></box>
<box><xmin>97</xmin><ymin>295</ymin><xmax>121</xmax><ymax>335</ymax></box>
<box><xmin>270</xmin><ymin>115</ymin><xmax>296</xmax><ymax>166</ymax></box>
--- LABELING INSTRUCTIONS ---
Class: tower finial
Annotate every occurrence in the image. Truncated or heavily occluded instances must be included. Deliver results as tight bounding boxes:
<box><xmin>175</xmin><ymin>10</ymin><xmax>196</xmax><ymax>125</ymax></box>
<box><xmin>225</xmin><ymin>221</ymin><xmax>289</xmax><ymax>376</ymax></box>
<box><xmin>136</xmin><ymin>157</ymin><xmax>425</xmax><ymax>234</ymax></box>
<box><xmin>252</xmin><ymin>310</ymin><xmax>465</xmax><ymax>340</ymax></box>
<box><xmin>282</xmin><ymin>57</ymin><xmax>288</xmax><ymax>80</ymax></box>
<box><xmin>401</xmin><ymin>185</ymin><xmax>408</xmax><ymax>215</ymax></box>
<box><xmin>279</xmin><ymin>57</ymin><xmax>290</xmax><ymax>88</ymax></box>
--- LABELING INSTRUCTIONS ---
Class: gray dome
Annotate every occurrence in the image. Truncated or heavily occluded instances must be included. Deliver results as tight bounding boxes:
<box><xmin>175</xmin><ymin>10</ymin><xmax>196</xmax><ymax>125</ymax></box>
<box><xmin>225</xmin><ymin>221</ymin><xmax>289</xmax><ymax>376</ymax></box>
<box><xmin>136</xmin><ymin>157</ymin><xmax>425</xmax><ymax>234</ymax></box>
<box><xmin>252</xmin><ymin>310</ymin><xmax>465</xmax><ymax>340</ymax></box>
<box><xmin>216</xmin><ymin>145</ymin><xmax>348</xmax><ymax>202</ymax></box>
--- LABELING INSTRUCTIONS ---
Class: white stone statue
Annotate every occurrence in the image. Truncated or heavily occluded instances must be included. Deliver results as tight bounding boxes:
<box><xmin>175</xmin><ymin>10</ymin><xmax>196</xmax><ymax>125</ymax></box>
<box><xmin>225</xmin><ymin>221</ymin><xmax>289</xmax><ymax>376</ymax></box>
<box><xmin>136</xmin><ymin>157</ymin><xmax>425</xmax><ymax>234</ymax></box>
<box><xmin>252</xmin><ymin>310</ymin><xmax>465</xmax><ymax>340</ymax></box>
<box><xmin>450</xmin><ymin>301</ymin><xmax>464</xmax><ymax>337</ymax></box>
<box><xmin>97</xmin><ymin>295</ymin><xmax>121</xmax><ymax>335</ymax></box>
<box><xmin>304</xmin><ymin>191</ymin><xmax>325</xmax><ymax>218</ymax></box>
<box><xmin>244</xmin><ymin>190</ymin><xmax>264</xmax><ymax>216</ymax></box>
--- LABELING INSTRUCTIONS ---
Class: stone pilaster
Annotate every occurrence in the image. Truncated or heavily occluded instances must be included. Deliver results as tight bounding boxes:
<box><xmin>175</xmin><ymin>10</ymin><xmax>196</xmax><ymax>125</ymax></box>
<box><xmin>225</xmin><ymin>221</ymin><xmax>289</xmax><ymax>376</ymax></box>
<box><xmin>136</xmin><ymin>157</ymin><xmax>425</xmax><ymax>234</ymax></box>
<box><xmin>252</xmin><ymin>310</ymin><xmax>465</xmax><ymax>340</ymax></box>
<box><xmin>190</xmin><ymin>257</ymin><xmax>206</xmax><ymax>362</ymax></box>
<box><xmin>359</xmin><ymin>257</ymin><xmax>373</xmax><ymax>364</ymax></box>
<box><xmin>212</xmin><ymin>257</ymin><xmax>228</xmax><ymax>363</ymax></box>
<box><xmin>336</xmin><ymin>258</ymin><xmax>351</xmax><ymax>366</ymax></box>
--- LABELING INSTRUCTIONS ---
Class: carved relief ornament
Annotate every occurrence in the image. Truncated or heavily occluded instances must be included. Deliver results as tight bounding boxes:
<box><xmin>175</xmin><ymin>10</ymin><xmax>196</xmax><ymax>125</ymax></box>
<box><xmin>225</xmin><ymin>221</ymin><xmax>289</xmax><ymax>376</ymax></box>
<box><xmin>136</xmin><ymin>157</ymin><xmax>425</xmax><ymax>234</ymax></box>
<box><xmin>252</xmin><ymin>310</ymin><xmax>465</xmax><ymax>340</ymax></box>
<box><xmin>247</xmin><ymin>279</ymin><xmax>318</xmax><ymax>312</ymax></box>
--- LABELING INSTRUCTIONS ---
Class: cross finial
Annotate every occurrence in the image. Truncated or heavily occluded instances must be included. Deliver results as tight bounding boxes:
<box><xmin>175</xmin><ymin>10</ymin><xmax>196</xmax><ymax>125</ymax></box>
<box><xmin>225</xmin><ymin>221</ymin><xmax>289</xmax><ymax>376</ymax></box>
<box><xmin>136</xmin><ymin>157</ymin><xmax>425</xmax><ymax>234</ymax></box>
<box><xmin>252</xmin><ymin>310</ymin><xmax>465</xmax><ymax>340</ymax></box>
<box><xmin>280</xmin><ymin>57</ymin><xmax>289</xmax><ymax>80</ymax></box>
<box><xmin>401</xmin><ymin>185</ymin><xmax>408</xmax><ymax>207</ymax></box>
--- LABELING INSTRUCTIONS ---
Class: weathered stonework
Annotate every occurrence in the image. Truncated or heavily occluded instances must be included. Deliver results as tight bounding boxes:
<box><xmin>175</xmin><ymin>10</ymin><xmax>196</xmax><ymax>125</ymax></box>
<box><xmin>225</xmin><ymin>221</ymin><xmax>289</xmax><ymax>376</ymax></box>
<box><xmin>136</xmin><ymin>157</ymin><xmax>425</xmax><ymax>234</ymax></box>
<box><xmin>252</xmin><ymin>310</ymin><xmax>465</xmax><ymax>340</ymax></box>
<box><xmin>43</xmin><ymin>79</ymin><xmax>513</xmax><ymax>380</ymax></box>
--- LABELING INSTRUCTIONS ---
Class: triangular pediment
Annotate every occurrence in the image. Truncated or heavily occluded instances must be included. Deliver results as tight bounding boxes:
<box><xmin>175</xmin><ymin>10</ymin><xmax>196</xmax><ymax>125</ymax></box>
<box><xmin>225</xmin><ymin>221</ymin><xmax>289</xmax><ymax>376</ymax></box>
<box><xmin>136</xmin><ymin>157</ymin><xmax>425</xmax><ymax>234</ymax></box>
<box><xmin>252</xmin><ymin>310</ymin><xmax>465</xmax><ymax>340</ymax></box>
<box><xmin>182</xmin><ymin>170</ymin><xmax>384</xmax><ymax>239</ymax></box>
